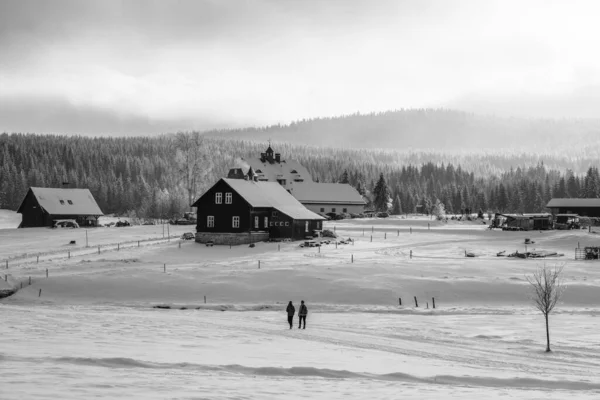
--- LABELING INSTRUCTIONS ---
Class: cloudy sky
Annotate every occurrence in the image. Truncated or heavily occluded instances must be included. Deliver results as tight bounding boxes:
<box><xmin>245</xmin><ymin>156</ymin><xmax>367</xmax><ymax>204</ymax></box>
<box><xmin>1</xmin><ymin>0</ymin><xmax>600</xmax><ymax>135</ymax></box>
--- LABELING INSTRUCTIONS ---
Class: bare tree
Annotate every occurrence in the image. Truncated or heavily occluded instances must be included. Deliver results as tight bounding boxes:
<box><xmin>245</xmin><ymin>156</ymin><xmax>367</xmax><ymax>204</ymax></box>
<box><xmin>526</xmin><ymin>265</ymin><xmax>565</xmax><ymax>352</ymax></box>
<box><xmin>173</xmin><ymin>132</ymin><xmax>207</xmax><ymax>211</ymax></box>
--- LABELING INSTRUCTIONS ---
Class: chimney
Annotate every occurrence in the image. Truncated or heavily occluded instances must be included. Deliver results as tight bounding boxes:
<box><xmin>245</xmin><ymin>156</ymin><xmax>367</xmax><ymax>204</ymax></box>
<box><xmin>275</xmin><ymin>153</ymin><xmax>281</xmax><ymax>163</ymax></box>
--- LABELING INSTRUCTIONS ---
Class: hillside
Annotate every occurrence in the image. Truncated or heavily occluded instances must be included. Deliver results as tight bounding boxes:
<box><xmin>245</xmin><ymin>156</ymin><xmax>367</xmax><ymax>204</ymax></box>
<box><xmin>203</xmin><ymin>109</ymin><xmax>600</xmax><ymax>151</ymax></box>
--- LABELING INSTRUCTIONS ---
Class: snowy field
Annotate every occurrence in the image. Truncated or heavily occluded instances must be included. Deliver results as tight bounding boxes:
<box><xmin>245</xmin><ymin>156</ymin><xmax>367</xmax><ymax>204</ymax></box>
<box><xmin>2</xmin><ymin>216</ymin><xmax>600</xmax><ymax>399</ymax></box>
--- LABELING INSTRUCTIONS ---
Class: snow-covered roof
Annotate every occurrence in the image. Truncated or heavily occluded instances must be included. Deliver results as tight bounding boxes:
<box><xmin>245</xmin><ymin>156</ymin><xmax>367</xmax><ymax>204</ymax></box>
<box><xmin>244</xmin><ymin>157</ymin><xmax>312</xmax><ymax>186</ymax></box>
<box><xmin>290</xmin><ymin>183</ymin><xmax>366</xmax><ymax>205</ymax></box>
<box><xmin>18</xmin><ymin>187</ymin><xmax>104</xmax><ymax>216</ymax></box>
<box><xmin>210</xmin><ymin>179</ymin><xmax>324</xmax><ymax>220</ymax></box>
<box><xmin>547</xmin><ymin>198</ymin><xmax>600</xmax><ymax>208</ymax></box>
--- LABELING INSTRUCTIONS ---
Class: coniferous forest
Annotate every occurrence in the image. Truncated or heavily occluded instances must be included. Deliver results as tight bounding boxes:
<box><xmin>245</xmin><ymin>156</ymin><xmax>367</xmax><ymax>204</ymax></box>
<box><xmin>2</xmin><ymin>132</ymin><xmax>600</xmax><ymax>218</ymax></box>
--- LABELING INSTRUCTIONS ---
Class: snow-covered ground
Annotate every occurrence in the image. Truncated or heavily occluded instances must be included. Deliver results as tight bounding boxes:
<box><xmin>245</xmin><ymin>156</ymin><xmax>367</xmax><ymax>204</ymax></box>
<box><xmin>0</xmin><ymin>209</ymin><xmax>21</xmax><ymax>229</ymax></box>
<box><xmin>2</xmin><ymin>217</ymin><xmax>600</xmax><ymax>399</ymax></box>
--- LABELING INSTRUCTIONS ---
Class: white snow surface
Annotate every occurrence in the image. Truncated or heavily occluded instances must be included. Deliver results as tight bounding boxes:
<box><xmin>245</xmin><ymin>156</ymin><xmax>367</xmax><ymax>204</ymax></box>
<box><xmin>2</xmin><ymin>217</ymin><xmax>600</xmax><ymax>399</ymax></box>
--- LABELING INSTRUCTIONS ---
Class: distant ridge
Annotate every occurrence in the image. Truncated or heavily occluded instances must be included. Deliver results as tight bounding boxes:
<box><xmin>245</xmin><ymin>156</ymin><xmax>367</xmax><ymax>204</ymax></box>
<box><xmin>202</xmin><ymin>109</ymin><xmax>600</xmax><ymax>150</ymax></box>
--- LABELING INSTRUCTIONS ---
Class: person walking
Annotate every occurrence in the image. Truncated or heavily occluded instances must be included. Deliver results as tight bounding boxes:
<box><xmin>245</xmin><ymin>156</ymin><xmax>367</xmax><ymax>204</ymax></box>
<box><xmin>298</xmin><ymin>300</ymin><xmax>308</xmax><ymax>329</ymax></box>
<box><xmin>286</xmin><ymin>301</ymin><xmax>295</xmax><ymax>329</ymax></box>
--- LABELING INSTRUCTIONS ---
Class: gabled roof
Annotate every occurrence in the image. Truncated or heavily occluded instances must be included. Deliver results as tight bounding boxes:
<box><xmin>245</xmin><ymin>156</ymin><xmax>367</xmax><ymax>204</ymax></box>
<box><xmin>18</xmin><ymin>187</ymin><xmax>103</xmax><ymax>216</ymax></box>
<box><xmin>290</xmin><ymin>183</ymin><xmax>366</xmax><ymax>205</ymax></box>
<box><xmin>244</xmin><ymin>157</ymin><xmax>312</xmax><ymax>184</ymax></box>
<box><xmin>194</xmin><ymin>179</ymin><xmax>324</xmax><ymax>220</ymax></box>
<box><xmin>546</xmin><ymin>198</ymin><xmax>600</xmax><ymax>208</ymax></box>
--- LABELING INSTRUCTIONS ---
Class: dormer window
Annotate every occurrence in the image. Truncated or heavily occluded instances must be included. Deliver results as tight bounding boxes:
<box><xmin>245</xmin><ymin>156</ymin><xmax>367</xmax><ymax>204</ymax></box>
<box><xmin>60</xmin><ymin>200</ymin><xmax>65</xmax><ymax>205</ymax></box>
<box><xmin>67</xmin><ymin>200</ymin><xmax>73</xmax><ymax>205</ymax></box>
<box><xmin>215</xmin><ymin>193</ymin><xmax>222</xmax><ymax>204</ymax></box>
<box><xmin>256</xmin><ymin>169</ymin><xmax>262</xmax><ymax>173</ymax></box>
<box><xmin>290</xmin><ymin>169</ymin><xmax>297</xmax><ymax>174</ymax></box>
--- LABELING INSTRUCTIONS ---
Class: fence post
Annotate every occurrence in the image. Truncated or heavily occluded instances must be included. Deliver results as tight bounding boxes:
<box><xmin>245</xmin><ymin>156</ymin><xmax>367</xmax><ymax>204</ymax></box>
<box><xmin>334</xmin><ymin>226</ymin><xmax>336</xmax><ymax>232</ymax></box>
<box><xmin>204</xmin><ymin>295</ymin><xmax>206</xmax><ymax>304</ymax></box>
<box><xmin>118</xmin><ymin>243</ymin><xmax>120</xmax><ymax>251</ymax></box>
<box><xmin>258</xmin><ymin>260</ymin><xmax>261</xmax><ymax>269</ymax></box>
<box><xmin>37</xmin><ymin>255</ymin><xmax>39</xmax><ymax>263</ymax></box>
<box><xmin>351</xmin><ymin>254</ymin><xmax>353</xmax><ymax>263</ymax></box>
<box><xmin>179</xmin><ymin>241</ymin><xmax>181</xmax><ymax>249</ymax></box>
<box><xmin>278</xmin><ymin>244</ymin><xmax>280</xmax><ymax>251</ymax></box>
<box><xmin>363</xmin><ymin>228</ymin><xmax>365</xmax><ymax>236</ymax></box>
<box><xmin>168</xmin><ymin>225</ymin><xmax>170</xmax><ymax>241</ymax></box>
<box><xmin>427</xmin><ymin>302</ymin><xmax>429</xmax><ymax>309</ymax></box>
<box><xmin>39</xmin><ymin>289</ymin><xmax>42</xmax><ymax>297</ymax></box>
<box><xmin>29</xmin><ymin>276</ymin><xmax>31</xmax><ymax>285</ymax></box>
<box><xmin>46</xmin><ymin>269</ymin><xmax>48</xmax><ymax>278</ymax></box>
<box><xmin>410</xmin><ymin>250</ymin><xmax>412</xmax><ymax>259</ymax></box>
<box><xmin>385</xmin><ymin>232</ymin><xmax>387</xmax><ymax>239</ymax></box>
<box><xmin>4</xmin><ymin>274</ymin><xmax>6</xmax><ymax>281</ymax></box>
<box><xmin>432</xmin><ymin>297</ymin><xmax>436</xmax><ymax>309</ymax></box>
<box><xmin>370</xmin><ymin>235</ymin><xmax>372</xmax><ymax>242</ymax></box>
<box><xmin>5</xmin><ymin>260</ymin><xmax>7</xmax><ymax>269</ymax></box>
<box><xmin>399</xmin><ymin>297</ymin><xmax>402</xmax><ymax>306</ymax></box>
<box><xmin>428</xmin><ymin>223</ymin><xmax>430</xmax><ymax>230</ymax></box>
<box><xmin>98</xmin><ymin>246</ymin><xmax>100</xmax><ymax>254</ymax></box>
<box><xmin>410</xmin><ymin>227</ymin><xmax>412</xmax><ymax>234</ymax></box>
<box><xmin>372</xmin><ymin>226</ymin><xmax>374</xmax><ymax>233</ymax></box>
<box><xmin>397</xmin><ymin>229</ymin><xmax>399</xmax><ymax>236</ymax></box>
<box><xmin>414</xmin><ymin>296</ymin><xmax>418</xmax><ymax>307</ymax></box>
<box><xmin>336</xmin><ymin>241</ymin><xmax>338</xmax><ymax>249</ymax></box>
<box><xmin>86</xmin><ymin>230</ymin><xmax>88</xmax><ymax>248</ymax></box>
<box><xmin>138</xmin><ymin>241</ymin><xmax>140</xmax><ymax>247</ymax></box>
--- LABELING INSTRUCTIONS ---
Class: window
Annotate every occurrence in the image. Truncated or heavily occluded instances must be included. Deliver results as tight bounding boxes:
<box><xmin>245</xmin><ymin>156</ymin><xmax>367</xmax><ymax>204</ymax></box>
<box><xmin>270</xmin><ymin>222</ymin><xmax>274</xmax><ymax>226</ymax></box>
<box><xmin>256</xmin><ymin>169</ymin><xmax>262</xmax><ymax>173</ymax></box>
<box><xmin>343</xmin><ymin>208</ymin><xmax>347</xmax><ymax>213</ymax></box>
<box><xmin>59</xmin><ymin>200</ymin><xmax>65</xmax><ymax>205</ymax></box>
<box><xmin>320</xmin><ymin>208</ymin><xmax>325</xmax><ymax>212</ymax></box>
<box><xmin>272</xmin><ymin>211</ymin><xmax>278</xmax><ymax>218</ymax></box>
<box><xmin>317</xmin><ymin>221</ymin><xmax>320</xmax><ymax>229</ymax></box>
<box><xmin>305</xmin><ymin>221</ymin><xmax>309</xmax><ymax>232</ymax></box>
<box><xmin>332</xmin><ymin>208</ymin><xmax>336</xmax><ymax>212</ymax></box>
<box><xmin>285</xmin><ymin>222</ymin><xmax>289</xmax><ymax>226</ymax></box>
<box><xmin>232</xmin><ymin>216</ymin><xmax>240</xmax><ymax>228</ymax></box>
<box><xmin>215</xmin><ymin>193</ymin><xmax>222</xmax><ymax>204</ymax></box>
<box><xmin>264</xmin><ymin>217</ymin><xmax>268</xmax><ymax>228</ymax></box>
<box><xmin>68</xmin><ymin>200</ymin><xmax>73</xmax><ymax>205</ymax></box>
<box><xmin>254</xmin><ymin>216</ymin><xmax>259</xmax><ymax>229</ymax></box>
<box><xmin>207</xmin><ymin>216</ymin><xmax>214</xmax><ymax>227</ymax></box>
<box><xmin>225</xmin><ymin>192</ymin><xmax>232</xmax><ymax>204</ymax></box>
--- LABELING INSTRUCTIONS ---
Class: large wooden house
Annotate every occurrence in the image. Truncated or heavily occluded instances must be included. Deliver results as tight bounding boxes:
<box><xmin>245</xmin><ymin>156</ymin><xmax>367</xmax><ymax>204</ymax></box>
<box><xmin>192</xmin><ymin>178</ymin><xmax>325</xmax><ymax>244</ymax></box>
<box><xmin>17</xmin><ymin>187</ymin><xmax>104</xmax><ymax>228</ymax></box>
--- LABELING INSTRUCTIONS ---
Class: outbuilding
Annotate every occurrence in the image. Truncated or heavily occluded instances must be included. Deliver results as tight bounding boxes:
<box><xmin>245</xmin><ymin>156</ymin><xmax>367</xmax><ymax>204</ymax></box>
<box><xmin>546</xmin><ymin>198</ymin><xmax>600</xmax><ymax>218</ymax></box>
<box><xmin>192</xmin><ymin>178</ymin><xmax>325</xmax><ymax>245</ymax></box>
<box><xmin>289</xmin><ymin>182</ymin><xmax>366</xmax><ymax>215</ymax></box>
<box><xmin>17</xmin><ymin>187</ymin><xmax>104</xmax><ymax>228</ymax></box>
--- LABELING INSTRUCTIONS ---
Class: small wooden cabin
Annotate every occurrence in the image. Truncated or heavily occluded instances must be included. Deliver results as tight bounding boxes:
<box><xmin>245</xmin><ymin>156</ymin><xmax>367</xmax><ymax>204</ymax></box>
<box><xmin>493</xmin><ymin>213</ymin><xmax>553</xmax><ymax>231</ymax></box>
<box><xmin>192</xmin><ymin>178</ymin><xmax>325</xmax><ymax>245</ymax></box>
<box><xmin>17</xmin><ymin>187</ymin><xmax>104</xmax><ymax>228</ymax></box>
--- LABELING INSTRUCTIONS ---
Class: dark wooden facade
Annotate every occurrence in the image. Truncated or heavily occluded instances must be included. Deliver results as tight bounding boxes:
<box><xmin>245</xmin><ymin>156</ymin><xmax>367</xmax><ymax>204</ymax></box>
<box><xmin>18</xmin><ymin>190</ymin><xmax>100</xmax><ymax>228</ymax></box>
<box><xmin>193</xmin><ymin>179</ymin><xmax>322</xmax><ymax>241</ymax></box>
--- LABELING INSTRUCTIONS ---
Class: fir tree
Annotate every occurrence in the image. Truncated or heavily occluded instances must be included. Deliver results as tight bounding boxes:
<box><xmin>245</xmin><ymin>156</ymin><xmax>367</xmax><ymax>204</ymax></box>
<box><xmin>373</xmin><ymin>173</ymin><xmax>391</xmax><ymax>212</ymax></box>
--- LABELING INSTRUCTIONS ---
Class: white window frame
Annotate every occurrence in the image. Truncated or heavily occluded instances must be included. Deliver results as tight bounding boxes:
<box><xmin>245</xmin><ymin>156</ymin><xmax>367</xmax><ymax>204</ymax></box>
<box><xmin>232</xmin><ymin>216</ymin><xmax>240</xmax><ymax>228</ymax></box>
<box><xmin>305</xmin><ymin>221</ymin><xmax>309</xmax><ymax>232</ymax></box>
<box><xmin>332</xmin><ymin>208</ymin><xmax>336</xmax><ymax>212</ymax></box>
<box><xmin>264</xmin><ymin>217</ymin><xmax>268</xmax><ymax>228</ymax></box>
<box><xmin>215</xmin><ymin>192</ymin><xmax>222</xmax><ymax>204</ymax></box>
<box><xmin>343</xmin><ymin>208</ymin><xmax>347</xmax><ymax>213</ymax></box>
<box><xmin>207</xmin><ymin>216</ymin><xmax>214</xmax><ymax>228</ymax></box>
<box><xmin>225</xmin><ymin>192</ymin><xmax>232</xmax><ymax>204</ymax></box>
<box><xmin>254</xmin><ymin>216</ymin><xmax>259</xmax><ymax>229</ymax></box>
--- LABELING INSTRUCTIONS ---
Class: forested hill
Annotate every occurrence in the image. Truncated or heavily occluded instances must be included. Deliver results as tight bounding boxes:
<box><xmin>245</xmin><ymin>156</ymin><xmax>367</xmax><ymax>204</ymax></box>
<box><xmin>2</xmin><ymin>132</ymin><xmax>600</xmax><ymax>219</ymax></box>
<box><xmin>203</xmin><ymin>109</ymin><xmax>600</xmax><ymax>150</ymax></box>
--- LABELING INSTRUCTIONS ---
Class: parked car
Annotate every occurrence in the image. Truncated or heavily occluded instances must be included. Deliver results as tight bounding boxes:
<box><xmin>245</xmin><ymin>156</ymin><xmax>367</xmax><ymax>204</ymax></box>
<box><xmin>181</xmin><ymin>232</ymin><xmax>195</xmax><ymax>240</ymax></box>
<box><xmin>115</xmin><ymin>220</ymin><xmax>131</xmax><ymax>227</ymax></box>
<box><xmin>300</xmin><ymin>240</ymin><xmax>321</xmax><ymax>248</ymax></box>
<box><xmin>325</xmin><ymin>212</ymin><xmax>344</xmax><ymax>220</ymax></box>
<box><xmin>376</xmin><ymin>212</ymin><xmax>389</xmax><ymax>218</ymax></box>
<box><xmin>52</xmin><ymin>219</ymin><xmax>79</xmax><ymax>228</ymax></box>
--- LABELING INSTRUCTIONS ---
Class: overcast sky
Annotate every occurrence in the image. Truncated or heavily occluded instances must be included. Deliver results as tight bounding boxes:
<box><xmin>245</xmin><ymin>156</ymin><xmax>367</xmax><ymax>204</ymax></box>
<box><xmin>1</xmin><ymin>0</ymin><xmax>600</xmax><ymax>135</ymax></box>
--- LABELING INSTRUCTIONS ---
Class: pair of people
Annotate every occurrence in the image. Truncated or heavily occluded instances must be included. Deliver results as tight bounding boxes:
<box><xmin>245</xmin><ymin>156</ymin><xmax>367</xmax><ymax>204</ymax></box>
<box><xmin>286</xmin><ymin>300</ymin><xmax>308</xmax><ymax>329</ymax></box>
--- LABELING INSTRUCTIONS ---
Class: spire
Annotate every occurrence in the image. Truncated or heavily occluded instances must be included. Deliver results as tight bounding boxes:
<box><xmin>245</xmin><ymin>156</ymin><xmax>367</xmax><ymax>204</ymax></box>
<box><xmin>246</xmin><ymin>166</ymin><xmax>256</xmax><ymax>180</ymax></box>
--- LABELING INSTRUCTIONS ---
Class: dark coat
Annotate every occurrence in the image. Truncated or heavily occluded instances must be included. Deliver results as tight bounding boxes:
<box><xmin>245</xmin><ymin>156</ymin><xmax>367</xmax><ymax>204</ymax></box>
<box><xmin>299</xmin><ymin>304</ymin><xmax>308</xmax><ymax>316</ymax></box>
<box><xmin>286</xmin><ymin>304</ymin><xmax>295</xmax><ymax>316</ymax></box>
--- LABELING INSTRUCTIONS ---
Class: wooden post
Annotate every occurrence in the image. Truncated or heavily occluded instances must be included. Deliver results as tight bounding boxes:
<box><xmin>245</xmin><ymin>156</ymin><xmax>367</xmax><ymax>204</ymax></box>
<box><xmin>414</xmin><ymin>296</ymin><xmax>418</xmax><ymax>307</ymax></box>
<box><xmin>385</xmin><ymin>232</ymin><xmax>387</xmax><ymax>239</ymax></box>
<box><xmin>168</xmin><ymin>224</ymin><xmax>170</xmax><ymax>240</ymax></box>
<box><xmin>399</xmin><ymin>297</ymin><xmax>402</xmax><ymax>306</ymax></box>
<box><xmin>86</xmin><ymin>230</ymin><xmax>88</xmax><ymax>247</ymax></box>
<box><xmin>578</xmin><ymin>241</ymin><xmax>580</xmax><ymax>249</ymax></box>
<box><xmin>427</xmin><ymin>302</ymin><xmax>429</xmax><ymax>309</ymax></box>
<box><xmin>5</xmin><ymin>260</ymin><xmax>7</xmax><ymax>269</ymax></box>
<box><xmin>258</xmin><ymin>260</ymin><xmax>261</xmax><ymax>269</ymax></box>
<box><xmin>334</xmin><ymin>226</ymin><xmax>336</xmax><ymax>232</ymax></box>
<box><xmin>278</xmin><ymin>244</ymin><xmax>280</xmax><ymax>251</ymax></box>
<box><xmin>432</xmin><ymin>297</ymin><xmax>436</xmax><ymax>309</ymax></box>
<box><xmin>410</xmin><ymin>250</ymin><xmax>412</xmax><ymax>259</ymax></box>
<box><xmin>351</xmin><ymin>254</ymin><xmax>353</xmax><ymax>263</ymax></box>
<box><xmin>118</xmin><ymin>243</ymin><xmax>120</xmax><ymax>251</ymax></box>
<box><xmin>370</xmin><ymin>235</ymin><xmax>372</xmax><ymax>242</ymax></box>
<box><xmin>179</xmin><ymin>241</ymin><xmax>181</xmax><ymax>249</ymax></box>
<box><xmin>46</xmin><ymin>269</ymin><xmax>48</xmax><ymax>278</ymax></box>
<box><xmin>138</xmin><ymin>241</ymin><xmax>140</xmax><ymax>247</ymax></box>
<box><xmin>38</xmin><ymin>289</ymin><xmax>42</xmax><ymax>297</ymax></box>
<box><xmin>29</xmin><ymin>276</ymin><xmax>31</xmax><ymax>285</ymax></box>
<box><xmin>20</xmin><ymin>282</ymin><xmax>23</xmax><ymax>289</ymax></box>
<box><xmin>397</xmin><ymin>229</ymin><xmax>399</xmax><ymax>236</ymax></box>
<box><xmin>98</xmin><ymin>246</ymin><xmax>100</xmax><ymax>254</ymax></box>
<box><xmin>410</xmin><ymin>227</ymin><xmax>412</xmax><ymax>234</ymax></box>
<box><xmin>163</xmin><ymin>224</ymin><xmax>165</xmax><ymax>238</ymax></box>
<box><xmin>204</xmin><ymin>295</ymin><xmax>206</xmax><ymax>304</ymax></box>
<box><xmin>336</xmin><ymin>241</ymin><xmax>338</xmax><ymax>249</ymax></box>
<box><xmin>428</xmin><ymin>223</ymin><xmax>430</xmax><ymax>230</ymax></box>
<box><xmin>318</xmin><ymin>246</ymin><xmax>321</xmax><ymax>253</ymax></box>
<box><xmin>37</xmin><ymin>255</ymin><xmax>39</xmax><ymax>263</ymax></box>
<box><xmin>372</xmin><ymin>226</ymin><xmax>374</xmax><ymax>233</ymax></box>
<box><xmin>363</xmin><ymin>228</ymin><xmax>364</xmax><ymax>236</ymax></box>
<box><xmin>4</xmin><ymin>274</ymin><xmax>6</xmax><ymax>281</ymax></box>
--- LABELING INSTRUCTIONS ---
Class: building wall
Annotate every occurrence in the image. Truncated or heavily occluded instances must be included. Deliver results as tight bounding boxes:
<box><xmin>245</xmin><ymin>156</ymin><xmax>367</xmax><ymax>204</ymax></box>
<box><xmin>195</xmin><ymin>232</ymin><xmax>269</xmax><ymax>245</ymax></box>
<box><xmin>18</xmin><ymin>191</ymin><xmax>48</xmax><ymax>227</ymax></box>
<box><xmin>195</xmin><ymin>180</ymin><xmax>254</xmax><ymax>234</ymax></box>
<box><xmin>552</xmin><ymin>207</ymin><xmax>600</xmax><ymax>217</ymax></box>
<box><xmin>301</xmin><ymin>202</ymin><xmax>364</xmax><ymax>215</ymax></box>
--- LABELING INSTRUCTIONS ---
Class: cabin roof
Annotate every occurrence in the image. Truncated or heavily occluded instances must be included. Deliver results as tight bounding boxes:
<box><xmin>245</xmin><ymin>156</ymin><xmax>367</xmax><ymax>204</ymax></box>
<box><xmin>290</xmin><ymin>183</ymin><xmax>366</xmax><ymax>204</ymax></box>
<box><xmin>18</xmin><ymin>187</ymin><xmax>104</xmax><ymax>216</ymax></box>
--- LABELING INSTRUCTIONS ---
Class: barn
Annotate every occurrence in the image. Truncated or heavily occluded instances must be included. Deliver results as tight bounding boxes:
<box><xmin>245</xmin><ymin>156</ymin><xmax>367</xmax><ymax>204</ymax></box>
<box><xmin>17</xmin><ymin>187</ymin><xmax>104</xmax><ymax>228</ymax></box>
<box><xmin>289</xmin><ymin>182</ymin><xmax>366</xmax><ymax>215</ymax></box>
<box><xmin>546</xmin><ymin>198</ymin><xmax>600</xmax><ymax>217</ymax></box>
<box><xmin>192</xmin><ymin>178</ymin><xmax>325</xmax><ymax>245</ymax></box>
